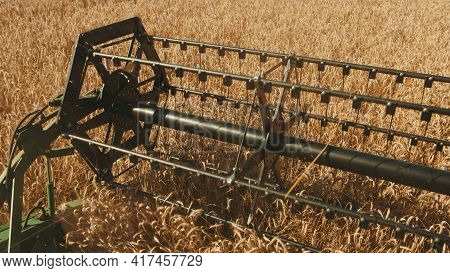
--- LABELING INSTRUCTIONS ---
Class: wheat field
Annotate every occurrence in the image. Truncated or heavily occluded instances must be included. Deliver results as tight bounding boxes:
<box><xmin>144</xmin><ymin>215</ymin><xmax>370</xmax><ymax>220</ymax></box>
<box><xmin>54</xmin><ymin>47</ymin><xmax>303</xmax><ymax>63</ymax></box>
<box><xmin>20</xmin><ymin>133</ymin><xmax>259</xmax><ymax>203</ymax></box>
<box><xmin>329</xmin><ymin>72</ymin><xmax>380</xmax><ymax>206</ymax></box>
<box><xmin>0</xmin><ymin>0</ymin><xmax>449</xmax><ymax>252</ymax></box>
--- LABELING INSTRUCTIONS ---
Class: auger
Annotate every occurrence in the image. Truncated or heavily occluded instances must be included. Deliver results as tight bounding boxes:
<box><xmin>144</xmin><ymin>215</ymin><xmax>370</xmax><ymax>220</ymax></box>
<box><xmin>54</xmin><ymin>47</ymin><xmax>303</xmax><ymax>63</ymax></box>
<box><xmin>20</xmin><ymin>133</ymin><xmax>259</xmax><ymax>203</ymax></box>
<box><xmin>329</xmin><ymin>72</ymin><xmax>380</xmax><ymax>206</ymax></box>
<box><xmin>0</xmin><ymin>17</ymin><xmax>449</xmax><ymax>252</ymax></box>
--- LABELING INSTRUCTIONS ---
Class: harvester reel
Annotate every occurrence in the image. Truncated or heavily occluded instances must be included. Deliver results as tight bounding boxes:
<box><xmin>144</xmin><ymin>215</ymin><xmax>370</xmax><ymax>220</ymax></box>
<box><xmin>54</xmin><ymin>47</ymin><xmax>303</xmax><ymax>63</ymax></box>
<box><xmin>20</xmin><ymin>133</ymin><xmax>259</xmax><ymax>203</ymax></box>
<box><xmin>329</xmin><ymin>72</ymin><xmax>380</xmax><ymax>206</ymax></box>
<box><xmin>0</xmin><ymin>17</ymin><xmax>449</xmax><ymax>253</ymax></box>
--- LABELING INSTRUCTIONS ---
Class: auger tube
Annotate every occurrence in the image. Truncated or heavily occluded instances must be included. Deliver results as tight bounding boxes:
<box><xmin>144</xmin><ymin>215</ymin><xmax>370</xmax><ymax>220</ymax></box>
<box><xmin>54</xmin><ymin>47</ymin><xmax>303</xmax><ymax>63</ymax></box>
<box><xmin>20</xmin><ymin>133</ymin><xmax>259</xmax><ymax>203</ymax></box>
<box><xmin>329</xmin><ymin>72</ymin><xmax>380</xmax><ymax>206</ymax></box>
<box><xmin>131</xmin><ymin>105</ymin><xmax>450</xmax><ymax>195</ymax></box>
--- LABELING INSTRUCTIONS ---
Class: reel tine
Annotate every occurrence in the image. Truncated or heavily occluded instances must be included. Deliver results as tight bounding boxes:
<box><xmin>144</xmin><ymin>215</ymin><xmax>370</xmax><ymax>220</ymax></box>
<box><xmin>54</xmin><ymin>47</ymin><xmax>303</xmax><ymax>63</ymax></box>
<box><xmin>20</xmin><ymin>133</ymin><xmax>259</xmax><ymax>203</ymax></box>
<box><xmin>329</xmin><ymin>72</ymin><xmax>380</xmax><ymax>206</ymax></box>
<box><xmin>247</xmin><ymin>162</ymin><xmax>265</xmax><ymax>226</ymax></box>
<box><xmin>352</xmin><ymin>96</ymin><xmax>362</xmax><ymax>123</ymax></box>
<box><xmin>385</xmin><ymin>102</ymin><xmax>396</xmax><ymax>155</ymax></box>
<box><xmin>342</xmin><ymin>65</ymin><xmax>350</xmax><ymax>91</ymax></box>
<box><xmin>421</xmin><ymin>77</ymin><xmax>433</xmax><ymax>104</ymax></box>
<box><xmin>198</xmin><ymin>44</ymin><xmax>205</xmax><ymax>69</ymax></box>
<box><xmin>430</xmin><ymin>142</ymin><xmax>444</xmax><ymax>167</ymax></box>
<box><xmin>362</xmin><ymin>126</ymin><xmax>371</xmax><ymax>152</ymax></box>
<box><xmin>200</xmin><ymin>82</ymin><xmax>206</xmax><ymax>152</ymax></box>
<box><xmin>419</xmin><ymin>108</ymin><xmax>432</xmax><ymax>164</ymax></box>
<box><xmin>367</xmin><ymin>68</ymin><xmax>377</xmax><ymax>95</ymax></box>
<box><xmin>390</xmin><ymin>72</ymin><xmax>404</xmax><ymax>99</ymax></box>
<box><xmin>317</xmin><ymin>61</ymin><xmax>325</xmax><ymax>87</ymax></box>
<box><xmin>295</xmin><ymin>57</ymin><xmax>304</xmax><ymax>83</ymax></box>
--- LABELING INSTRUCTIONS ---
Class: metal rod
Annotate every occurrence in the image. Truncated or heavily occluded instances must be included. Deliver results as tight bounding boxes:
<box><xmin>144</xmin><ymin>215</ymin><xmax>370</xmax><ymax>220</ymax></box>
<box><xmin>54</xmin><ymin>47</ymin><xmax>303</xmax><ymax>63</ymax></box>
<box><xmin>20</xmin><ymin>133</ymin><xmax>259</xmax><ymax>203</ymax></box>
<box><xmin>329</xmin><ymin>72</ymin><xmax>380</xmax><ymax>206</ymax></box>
<box><xmin>262</xmin><ymin>59</ymin><xmax>287</xmax><ymax>78</ymax></box>
<box><xmin>165</xmin><ymin>86</ymin><xmax>448</xmax><ymax>146</ymax></box>
<box><xmin>92</xmin><ymin>52</ymin><xmax>450</xmax><ymax>117</ymax></box>
<box><xmin>64</xmin><ymin>133</ymin><xmax>450</xmax><ymax>243</ymax></box>
<box><xmin>45</xmin><ymin>156</ymin><xmax>55</xmax><ymax>217</ymax></box>
<box><xmin>149</xmin><ymin>35</ymin><xmax>450</xmax><ymax>84</ymax></box>
<box><xmin>107</xmin><ymin>181</ymin><xmax>320</xmax><ymax>252</ymax></box>
<box><xmin>232</xmin><ymin>92</ymin><xmax>258</xmax><ymax>177</ymax></box>
<box><xmin>128</xmin><ymin>105</ymin><xmax>450</xmax><ymax>195</ymax></box>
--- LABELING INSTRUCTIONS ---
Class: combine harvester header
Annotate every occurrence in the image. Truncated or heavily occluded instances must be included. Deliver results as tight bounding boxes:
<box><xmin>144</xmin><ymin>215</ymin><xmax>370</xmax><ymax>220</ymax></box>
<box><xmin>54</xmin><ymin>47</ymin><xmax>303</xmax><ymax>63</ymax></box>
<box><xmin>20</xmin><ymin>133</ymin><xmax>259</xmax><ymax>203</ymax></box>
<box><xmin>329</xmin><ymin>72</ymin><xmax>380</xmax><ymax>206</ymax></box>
<box><xmin>0</xmin><ymin>17</ymin><xmax>449</xmax><ymax>252</ymax></box>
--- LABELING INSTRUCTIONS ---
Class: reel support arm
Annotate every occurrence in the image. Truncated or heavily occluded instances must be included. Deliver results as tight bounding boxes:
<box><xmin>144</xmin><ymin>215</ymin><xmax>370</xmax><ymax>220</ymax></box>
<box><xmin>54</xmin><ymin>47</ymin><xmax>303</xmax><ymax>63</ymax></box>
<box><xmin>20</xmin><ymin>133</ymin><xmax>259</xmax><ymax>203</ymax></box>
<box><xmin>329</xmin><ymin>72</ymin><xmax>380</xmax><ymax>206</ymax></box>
<box><xmin>0</xmin><ymin>96</ymin><xmax>106</xmax><ymax>252</ymax></box>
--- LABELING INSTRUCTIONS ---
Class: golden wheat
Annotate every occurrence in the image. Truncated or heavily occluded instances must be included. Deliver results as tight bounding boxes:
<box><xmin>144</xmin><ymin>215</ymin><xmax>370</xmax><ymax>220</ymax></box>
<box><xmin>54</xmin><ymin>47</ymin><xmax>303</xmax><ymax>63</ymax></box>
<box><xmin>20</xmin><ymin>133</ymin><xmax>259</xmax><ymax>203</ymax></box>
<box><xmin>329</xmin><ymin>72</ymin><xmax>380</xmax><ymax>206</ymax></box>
<box><xmin>0</xmin><ymin>0</ymin><xmax>449</xmax><ymax>252</ymax></box>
